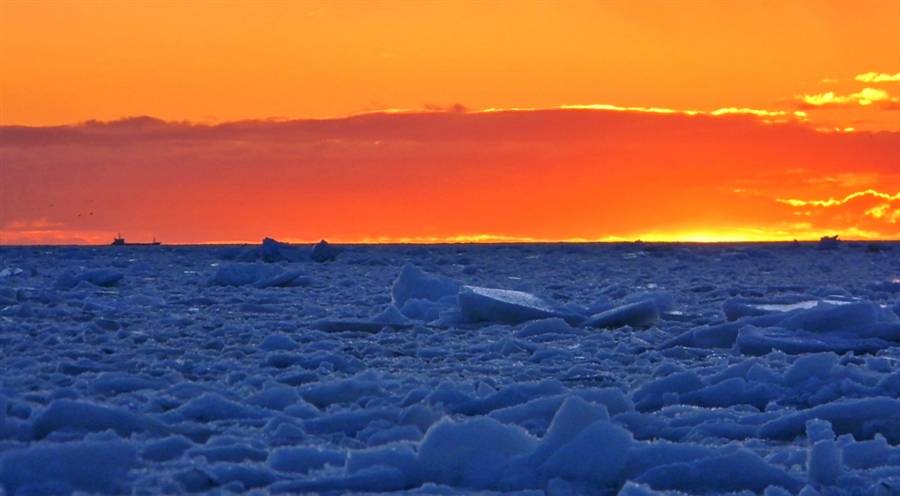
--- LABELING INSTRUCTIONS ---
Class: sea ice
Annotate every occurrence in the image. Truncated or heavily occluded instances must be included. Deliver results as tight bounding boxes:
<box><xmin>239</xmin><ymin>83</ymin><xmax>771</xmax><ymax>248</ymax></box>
<box><xmin>391</xmin><ymin>263</ymin><xmax>462</xmax><ymax>307</ymax></box>
<box><xmin>2</xmin><ymin>241</ymin><xmax>899</xmax><ymax>494</ymax></box>
<box><xmin>581</xmin><ymin>299</ymin><xmax>660</xmax><ymax>329</ymax></box>
<box><xmin>310</xmin><ymin>239</ymin><xmax>343</xmax><ymax>263</ymax></box>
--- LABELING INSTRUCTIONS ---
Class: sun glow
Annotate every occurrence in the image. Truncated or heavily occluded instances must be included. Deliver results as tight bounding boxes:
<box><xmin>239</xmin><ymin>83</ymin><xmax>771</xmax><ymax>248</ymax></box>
<box><xmin>621</xmin><ymin>231</ymin><xmax>787</xmax><ymax>244</ymax></box>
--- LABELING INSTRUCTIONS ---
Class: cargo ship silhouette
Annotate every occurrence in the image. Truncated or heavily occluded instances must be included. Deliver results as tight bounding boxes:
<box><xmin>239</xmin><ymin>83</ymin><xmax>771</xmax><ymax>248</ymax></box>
<box><xmin>111</xmin><ymin>234</ymin><xmax>161</xmax><ymax>246</ymax></box>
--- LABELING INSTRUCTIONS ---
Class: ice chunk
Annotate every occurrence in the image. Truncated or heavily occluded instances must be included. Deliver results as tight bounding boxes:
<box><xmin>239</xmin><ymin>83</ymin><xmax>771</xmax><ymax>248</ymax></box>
<box><xmin>634</xmin><ymin>450</ymin><xmax>803</xmax><ymax>493</ymax></box>
<box><xmin>243</xmin><ymin>386</ymin><xmax>300</xmax><ymax>411</ymax></box>
<box><xmin>299</xmin><ymin>377</ymin><xmax>385</xmax><ymax>408</ymax></box>
<box><xmin>680</xmin><ymin>377</ymin><xmax>777</xmax><ymax>410</ymax></box>
<box><xmin>259</xmin><ymin>333</ymin><xmax>301</xmax><ymax>351</ymax></box>
<box><xmin>539</xmin><ymin>420</ymin><xmax>632</xmax><ymax>488</ymax></box>
<box><xmin>80</xmin><ymin>269</ymin><xmax>124</xmax><ymax>287</ymax></box>
<box><xmin>310</xmin><ymin>239</ymin><xmax>343</xmax><ymax>263</ymax></box>
<box><xmin>541</xmin><ymin>397</ymin><xmax>611</xmax><ymax>450</ymax></box>
<box><xmin>513</xmin><ymin>396</ymin><xmax>612</xmax><ymax>476</ymax></box>
<box><xmin>418</xmin><ymin>416</ymin><xmax>537</xmax><ymax>490</ymax></box>
<box><xmin>268</xmin><ymin>446</ymin><xmax>346</xmax><ymax>474</ymax></box>
<box><xmin>622</xmin><ymin>441</ymin><xmax>718</xmax><ymax>481</ymax></box>
<box><xmin>778</xmin><ymin>301</ymin><xmax>898</xmax><ymax>333</ymax></box>
<box><xmin>346</xmin><ymin>443</ymin><xmax>424</xmax><ymax>488</ymax></box>
<box><xmin>163</xmin><ymin>393</ymin><xmax>268</xmax><ymax>422</ymax></box>
<box><xmin>489</xmin><ymin>389</ymin><xmax>633</xmax><ymax>427</ymax></box>
<box><xmin>786</xmin><ymin>353</ymin><xmax>837</xmax><ymax>386</ymax></box>
<box><xmin>141</xmin><ymin>435</ymin><xmax>193</xmax><ymax>462</ymax></box>
<box><xmin>808</xmin><ymin>439</ymin><xmax>841</xmax><ymax>486</ymax></box>
<box><xmin>89</xmin><ymin>372</ymin><xmax>167</xmax><ymax>395</ymax></box>
<box><xmin>172</xmin><ymin>468</ymin><xmax>217</xmax><ymax>492</ymax></box>
<box><xmin>514</xmin><ymin>318</ymin><xmax>582</xmax><ymax>338</ymax></box>
<box><xmin>581</xmin><ymin>299</ymin><xmax>659</xmax><ymax>329</ymax></box>
<box><xmin>399</xmin><ymin>298</ymin><xmax>446</xmax><ymax>321</ymax></box>
<box><xmin>723</xmin><ymin>297</ymin><xmax>779</xmax><ymax>321</ymax></box>
<box><xmin>32</xmin><ymin>399</ymin><xmax>163</xmax><ymax>439</ymax></box>
<box><xmin>1</xmin><ymin>440</ymin><xmax>136</xmax><ymax>495</ymax></box>
<box><xmin>623</xmin><ymin>292</ymin><xmax>675</xmax><ymax>312</ymax></box>
<box><xmin>458</xmin><ymin>286</ymin><xmax>583</xmax><ymax>326</ymax></box>
<box><xmin>664</xmin><ymin>301</ymin><xmax>899</xmax><ymax>352</ymax></box>
<box><xmin>737</xmin><ymin>325</ymin><xmax>895</xmax><ymax>356</ymax></box>
<box><xmin>842</xmin><ymin>436</ymin><xmax>891</xmax><ymax>469</ymax></box>
<box><xmin>632</xmin><ymin>371</ymin><xmax>703</xmax><ymax>412</ymax></box>
<box><xmin>253</xmin><ymin>269</ymin><xmax>309</xmax><ymax>288</ymax></box>
<box><xmin>722</xmin><ymin>295</ymin><xmax>823</xmax><ymax>321</ymax></box>
<box><xmin>448</xmin><ymin>380</ymin><xmax>565</xmax><ymax>416</ymax></box>
<box><xmin>657</xmin><ymin>311</ymin><xmax>790</xmax><ymax>350</ymax></box>
<box><xmin>865</xmin><ymin>279</ymin><xmax>900</xmax><ymax>294</ymax></box>
<box><xmin>391</xmin><ymin>264</ymin><xmax>462</xmax><ymax>307</ymax></box>
<box><xmin>238</xmin><ymin>237</ymin><xmax>305</xmax><ymax>263</ymax></box>
<box><xmin>757</xmin><ymin>397</ymin><xmax>900</xmax><ymax>443</ymax></box>
<box><xmin>818</xmin><ymin>234</ymin><xmax>840</xmax><ymax>250</ymax></box>
<box><xmin>806</xmin><ymin>419</ymin><xmax>835</xmax><ymax>444</ymax></box>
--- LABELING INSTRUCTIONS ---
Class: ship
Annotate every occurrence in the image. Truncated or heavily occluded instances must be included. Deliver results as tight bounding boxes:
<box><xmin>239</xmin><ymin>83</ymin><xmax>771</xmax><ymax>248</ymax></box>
<box><xmin>111</xmin><ymin>234</ymin><xmax>161</xmax><ymax>246</ymax></box>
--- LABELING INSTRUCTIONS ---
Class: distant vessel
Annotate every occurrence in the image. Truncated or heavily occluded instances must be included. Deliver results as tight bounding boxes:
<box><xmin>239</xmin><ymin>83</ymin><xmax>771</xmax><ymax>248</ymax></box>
<box><xmin>111</xmin><ymin>234</ymin><xmax>161</xmax><ymax>246</ymax></box>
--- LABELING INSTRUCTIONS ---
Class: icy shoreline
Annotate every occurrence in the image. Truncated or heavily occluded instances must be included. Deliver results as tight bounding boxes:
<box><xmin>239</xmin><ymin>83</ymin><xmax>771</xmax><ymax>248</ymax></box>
<box><xmin>1</xmin><ymin>242</ymin><xmax>899</xmax><ymax>495</ymax></box>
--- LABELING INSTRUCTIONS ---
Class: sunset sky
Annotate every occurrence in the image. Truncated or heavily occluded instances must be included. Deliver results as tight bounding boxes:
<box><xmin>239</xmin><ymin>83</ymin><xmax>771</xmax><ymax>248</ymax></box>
<box><xmin>2</xmin><ymin>1</ymin><xmax>898</xmax><ymax>244</ymax></box>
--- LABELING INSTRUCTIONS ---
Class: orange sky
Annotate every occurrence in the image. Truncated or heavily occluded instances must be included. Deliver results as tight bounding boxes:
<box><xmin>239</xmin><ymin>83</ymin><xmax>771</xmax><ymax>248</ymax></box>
<box><xmin>1</xmin><ymin>1</ymin><xmax>898</xmax><ymax>244</ymax></box>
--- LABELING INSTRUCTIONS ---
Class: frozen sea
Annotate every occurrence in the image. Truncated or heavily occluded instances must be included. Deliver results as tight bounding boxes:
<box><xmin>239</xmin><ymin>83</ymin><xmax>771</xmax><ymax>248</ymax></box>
<box><xmin>2</xmin><ymin>240</ymin><xmax>900</xmax><ymax>496</ymax></box>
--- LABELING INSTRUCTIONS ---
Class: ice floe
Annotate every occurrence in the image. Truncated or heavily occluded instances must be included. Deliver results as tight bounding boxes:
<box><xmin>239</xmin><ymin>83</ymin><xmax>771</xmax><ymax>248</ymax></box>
<box><xmin>1</xmin><ymin>241</ymin><xmax>900</xmax><ymax>494</ymax></box>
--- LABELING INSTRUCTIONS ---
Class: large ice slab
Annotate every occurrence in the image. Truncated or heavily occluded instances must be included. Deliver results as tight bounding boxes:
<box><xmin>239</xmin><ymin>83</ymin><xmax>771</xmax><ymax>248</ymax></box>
<box><xmin>661</xmin><ymin>299</ymin><xmax>900</xmax><ymax>353</ymax></box>
<box><xmin>581</xmin><ymin>299</ymin><xmax>659</xmax><ymax>329</ymax></box>
<box><xmin>391</xmin><ymin>264</ymin><xmax>462</xmax><ymax>307</ymax></box>
<box><xmin>458</xmin><ymin>286</ymin><xmax>584</xmax><ymax>326</ymax></box>
<box><xmin>633</xmin><ymin>450</ymin><xmax>803</xmax><ymax>493</ymax></box>
<box><xmin>757</xmin><ymin>397</ymin><xmax>900</xmax><ymax>443</ymax></box>
<box><xmin>737</xmin><ymin>326</ymin><xmax>897</xmax><ymax>355</ymax></box>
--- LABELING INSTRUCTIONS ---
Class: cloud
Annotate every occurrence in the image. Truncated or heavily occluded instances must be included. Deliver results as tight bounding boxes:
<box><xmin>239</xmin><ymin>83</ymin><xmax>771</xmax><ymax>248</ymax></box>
<box><xmin>707</xmin><ymin>108</ymin><xmax>805</xmax><ymax>119</ymax></box>
<box><xmin>2</xmin><ymin>107</ymin><xmax>898</xmax><ymax>244</ymax></box>
<box><xmin>855</xmin><ymin>72</ymin><xmax>900</xmax><ymax>83</ymax></box>
<box><xmin>817</xmin><ymin>72</ymin><xmax>899</xmax><ymax>84</ymax></box>
<box><xmin>794</xmin><ymin>88</ymin><xmax>898</xmax><ymax>109</ymax></box>
<box><xmin>775</xmin><ymin>190</ymin><xmax>900</xmax><ymax>236</ymax></box>
<box><xmin>777</xmin><ymin>190</ymin><xmax>900</xmax><ymax>207</ymax></box>
<box><xmin>423</xmin><ymin>103</ymin><xmax>468</xmax><ymax>113</ymax></box>
<box><xmin>558</xmin><ymin>104</ymin><xmax>807</xmax><ymax>121</ymax></box>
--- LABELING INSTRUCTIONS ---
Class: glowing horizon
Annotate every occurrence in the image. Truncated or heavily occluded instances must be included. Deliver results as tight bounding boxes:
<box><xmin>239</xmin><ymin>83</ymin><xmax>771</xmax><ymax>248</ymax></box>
<box><xmin>3</xmin><ymin>107</ymin><xmax>898</xmax><ymax>245</ymax></box>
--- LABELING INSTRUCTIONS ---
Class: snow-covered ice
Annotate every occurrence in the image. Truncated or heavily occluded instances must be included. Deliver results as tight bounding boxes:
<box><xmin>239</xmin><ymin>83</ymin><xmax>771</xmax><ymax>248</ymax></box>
<box><xmin>2</xmin><ymin>241</ymin><xmax>900</xmax><ymax>495</ymax></box>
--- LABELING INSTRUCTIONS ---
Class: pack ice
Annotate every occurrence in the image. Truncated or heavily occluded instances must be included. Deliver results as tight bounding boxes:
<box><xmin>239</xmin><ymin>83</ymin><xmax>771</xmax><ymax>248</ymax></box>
<box><xmin>2</xmin><ymin>240</ymin><xmax>900</xmax><ymax>495</ymax></box>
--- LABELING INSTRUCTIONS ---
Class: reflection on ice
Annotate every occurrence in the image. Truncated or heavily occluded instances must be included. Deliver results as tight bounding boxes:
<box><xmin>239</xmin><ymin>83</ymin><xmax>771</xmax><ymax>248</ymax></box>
<box><xmin>753</xmin><ymin>299</ymin><xmax>851</xmax><ymax>312</ymax></box>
